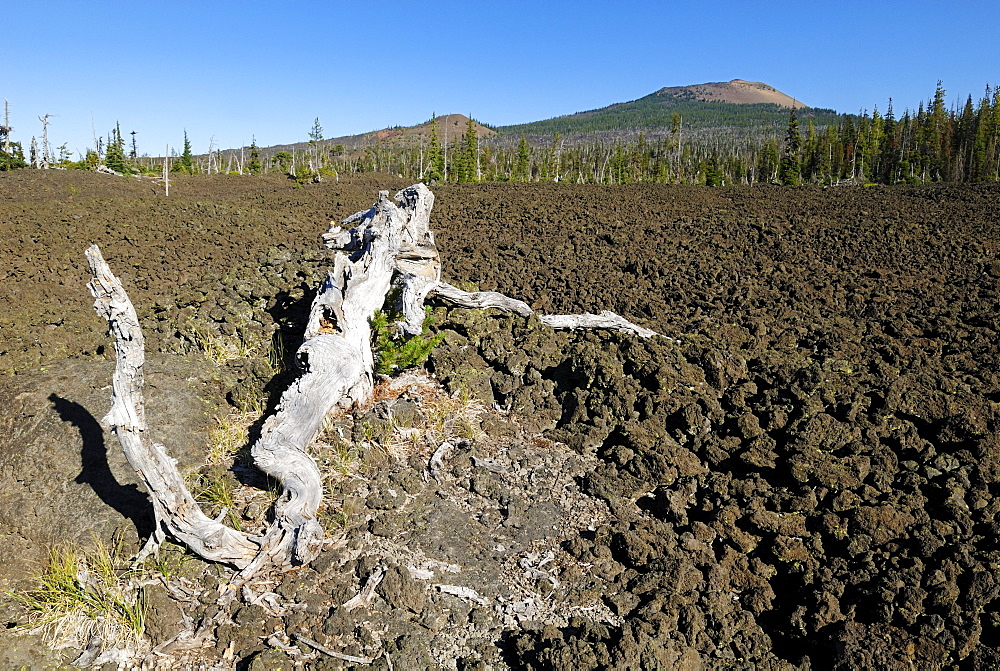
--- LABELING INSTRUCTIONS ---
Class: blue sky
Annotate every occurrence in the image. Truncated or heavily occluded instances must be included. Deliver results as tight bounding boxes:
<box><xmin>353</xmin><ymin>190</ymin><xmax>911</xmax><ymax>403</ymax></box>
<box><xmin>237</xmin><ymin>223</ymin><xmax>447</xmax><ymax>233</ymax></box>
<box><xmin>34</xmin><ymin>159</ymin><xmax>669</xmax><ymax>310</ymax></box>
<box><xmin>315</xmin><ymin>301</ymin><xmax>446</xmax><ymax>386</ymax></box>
<box><xmin>3</xmin><ymin>1</ymin><xmax>997</xmax><ymax>157</ymax></box>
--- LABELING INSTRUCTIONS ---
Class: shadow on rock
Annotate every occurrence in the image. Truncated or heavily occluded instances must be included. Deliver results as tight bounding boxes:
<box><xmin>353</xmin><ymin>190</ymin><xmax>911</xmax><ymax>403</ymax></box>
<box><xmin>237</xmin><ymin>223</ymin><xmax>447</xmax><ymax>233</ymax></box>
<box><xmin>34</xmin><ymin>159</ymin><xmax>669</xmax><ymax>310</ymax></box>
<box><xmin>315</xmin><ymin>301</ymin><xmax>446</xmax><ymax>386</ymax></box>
<box><xmin>49</xmin><ymin>393</ymin><xmax>155</xmax><ymax>540</ymax></box>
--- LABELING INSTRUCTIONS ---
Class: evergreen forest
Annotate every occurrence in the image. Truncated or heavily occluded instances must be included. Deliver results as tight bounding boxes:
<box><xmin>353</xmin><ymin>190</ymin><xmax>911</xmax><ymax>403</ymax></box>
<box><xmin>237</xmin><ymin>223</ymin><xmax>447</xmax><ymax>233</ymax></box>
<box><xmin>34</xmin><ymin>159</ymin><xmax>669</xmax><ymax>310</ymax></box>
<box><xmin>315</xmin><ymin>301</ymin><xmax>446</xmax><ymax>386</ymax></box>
<box><xmin>2</xmin><ymin>81</ymin><xmax>998</xmax><ymax>187</ymax></box>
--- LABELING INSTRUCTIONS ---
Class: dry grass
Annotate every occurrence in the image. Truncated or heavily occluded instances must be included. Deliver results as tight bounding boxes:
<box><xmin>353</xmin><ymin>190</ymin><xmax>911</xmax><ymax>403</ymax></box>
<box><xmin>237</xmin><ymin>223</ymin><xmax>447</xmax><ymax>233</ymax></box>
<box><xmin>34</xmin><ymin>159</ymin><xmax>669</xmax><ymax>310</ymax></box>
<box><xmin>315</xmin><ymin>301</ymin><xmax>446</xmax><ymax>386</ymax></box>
<box><xmin>332</xmin><ymin>373</ymin><xmax>484</xmax><ymax>463</ymax></box>
<box><xmin>205</xmin><ymin>392</ymin><xmax>265</xmax><ymax>466</ymax></box>
<box><xmin>197</xmin><ymin>392</ymin><xmax>276</xmax><ymax>534</ymax></box>
<box><xmin>9</xmin><ymin>539</ymin><xmax>148</xmax><ymax>654</ymax></box>
<box><xmin>187</xmin><ymin>323</ymin><xmax>261</xmax><ymax>365</ymax></box>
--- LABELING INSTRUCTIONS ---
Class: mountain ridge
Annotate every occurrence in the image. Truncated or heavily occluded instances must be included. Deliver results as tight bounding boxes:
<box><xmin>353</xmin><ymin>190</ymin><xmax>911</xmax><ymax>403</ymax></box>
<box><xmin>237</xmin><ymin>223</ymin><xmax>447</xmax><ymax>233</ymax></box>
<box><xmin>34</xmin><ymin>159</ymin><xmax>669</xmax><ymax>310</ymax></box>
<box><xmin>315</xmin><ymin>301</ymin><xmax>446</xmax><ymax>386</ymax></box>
<box><xmin>496</xmin><ymin>79</ymin><xmax>836</xmax><ymax>137</ymax></box>
<box><xmin>223</xmin><ymin>80</ymin><xmax>835</xmax><ymax>157</ymax></box>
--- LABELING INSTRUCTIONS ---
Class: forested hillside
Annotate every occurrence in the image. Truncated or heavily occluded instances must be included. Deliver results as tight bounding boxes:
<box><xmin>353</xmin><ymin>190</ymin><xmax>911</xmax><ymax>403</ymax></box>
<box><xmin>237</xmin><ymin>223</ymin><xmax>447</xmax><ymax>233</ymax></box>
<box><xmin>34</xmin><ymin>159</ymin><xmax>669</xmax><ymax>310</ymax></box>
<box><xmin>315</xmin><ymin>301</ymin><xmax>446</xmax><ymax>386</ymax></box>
<box><xmin>497</xmin><ymin>93</ymin><xmax>839</xmax><ymax>137</ymax></box>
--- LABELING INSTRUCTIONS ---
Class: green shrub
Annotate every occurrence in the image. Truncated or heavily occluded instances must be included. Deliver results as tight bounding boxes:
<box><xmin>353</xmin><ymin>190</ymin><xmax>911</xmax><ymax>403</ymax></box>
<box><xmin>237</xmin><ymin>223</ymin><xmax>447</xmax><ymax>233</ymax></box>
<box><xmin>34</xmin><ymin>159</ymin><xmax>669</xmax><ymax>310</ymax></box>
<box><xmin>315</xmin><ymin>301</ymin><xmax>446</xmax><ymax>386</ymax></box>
<box><xmin>371</xmin><ymin>307</ymin><xmax>443</xmax><ymax>375</ymax></box>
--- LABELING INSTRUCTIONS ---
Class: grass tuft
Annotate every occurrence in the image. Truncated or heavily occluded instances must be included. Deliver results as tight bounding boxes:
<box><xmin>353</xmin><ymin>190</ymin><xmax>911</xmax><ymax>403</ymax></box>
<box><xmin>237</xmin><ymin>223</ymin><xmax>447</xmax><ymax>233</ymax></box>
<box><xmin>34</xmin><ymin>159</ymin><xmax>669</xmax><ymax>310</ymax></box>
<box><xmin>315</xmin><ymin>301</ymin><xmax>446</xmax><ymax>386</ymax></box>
<box><xmin>187</xmin><ymin>323</ymin><xmax>260</xmax><ymax>365</ymax></box>
<box><xmin>9</xmin><ymin>539</ymin><xmax>147</xmax><ymax>652</ymax></box>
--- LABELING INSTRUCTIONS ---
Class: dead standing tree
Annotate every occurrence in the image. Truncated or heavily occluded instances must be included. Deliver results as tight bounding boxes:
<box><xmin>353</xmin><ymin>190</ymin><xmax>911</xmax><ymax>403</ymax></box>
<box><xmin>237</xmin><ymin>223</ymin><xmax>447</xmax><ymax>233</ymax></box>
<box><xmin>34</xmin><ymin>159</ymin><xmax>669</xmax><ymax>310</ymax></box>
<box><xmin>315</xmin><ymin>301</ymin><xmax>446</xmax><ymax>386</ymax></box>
<box><xmin>86</xmin><ymin>184</ymin><xmax>655</xmax><ymax>580</ymax></box>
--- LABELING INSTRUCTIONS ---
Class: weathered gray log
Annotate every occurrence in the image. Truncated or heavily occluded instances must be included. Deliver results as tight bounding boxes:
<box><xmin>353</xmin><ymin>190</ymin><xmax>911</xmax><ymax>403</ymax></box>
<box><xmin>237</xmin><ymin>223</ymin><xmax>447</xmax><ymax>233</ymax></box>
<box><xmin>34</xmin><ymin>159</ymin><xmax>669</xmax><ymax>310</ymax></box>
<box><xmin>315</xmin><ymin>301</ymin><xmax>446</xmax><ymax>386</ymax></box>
<box><xmin>428</xmin><ymin>282</ymin><xmax>534</xmax><ymax>317</ymax></box>
<box><xmin>424</xmin><ymin>282</ymin><xmax>657</xmax><ymax>338</ymax></box>
<box><xmin>87</xmin><ymin>183</ymin><xmax>659</xmax><ymax>580</ymax></box>
<box><xmin>390</xmin><ymin>187</ymin><xmax>441</xmax><ymax>337</ymax></box>
<box><xmin>539</xmin><ymin>311</ymin><xmax>659</xmax><ymax>337</ymax></box>
<box><xmin>86</xmin><ymin>187</ymin><xmax>441</xmax><ymax>576</ymax></box>
<box><xmin>85</xmin><ymin>245</ymin><xmax>260</xmax><ymax>569</ymax></box>
<box><xmin>246</xmin><ymin>186</ymin><xmax>437</xmax><ymax>570</ymax></box>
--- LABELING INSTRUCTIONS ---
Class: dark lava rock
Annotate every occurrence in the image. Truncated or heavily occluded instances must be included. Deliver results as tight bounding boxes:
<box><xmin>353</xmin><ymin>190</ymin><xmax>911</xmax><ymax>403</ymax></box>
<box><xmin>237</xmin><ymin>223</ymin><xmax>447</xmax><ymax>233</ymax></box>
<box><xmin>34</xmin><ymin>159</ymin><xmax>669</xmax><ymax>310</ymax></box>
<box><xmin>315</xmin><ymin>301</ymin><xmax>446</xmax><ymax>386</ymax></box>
<box><xmin>3</xmin><ymin>175</ymin><xmax>1000</xmax><ymax>668</ymax></box>
<box><xmin>0</xmin><ymin>356</ymin><xmax>225</xmax><ymax>593</ymax></box>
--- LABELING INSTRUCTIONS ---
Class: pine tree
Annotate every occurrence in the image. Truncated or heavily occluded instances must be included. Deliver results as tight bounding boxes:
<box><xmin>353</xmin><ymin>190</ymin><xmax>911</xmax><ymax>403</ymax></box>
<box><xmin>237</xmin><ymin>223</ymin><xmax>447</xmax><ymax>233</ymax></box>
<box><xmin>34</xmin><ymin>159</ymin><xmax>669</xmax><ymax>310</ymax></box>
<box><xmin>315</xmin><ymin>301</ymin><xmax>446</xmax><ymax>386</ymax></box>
<box><xmin>970</xmin><ymin>86</ymin><xmax>992</xmax><ymax>181</ymax></box>
<box><xmin>308</xmin><ymin>118</ymin><xmax>324</xmax><ymax>173</ymax></box>
<box><xmin>670</xmin><ymin>112</ymin><xmax>682</xmax><ymax>165</ymax></box>
<box><xmin>105</xmin><ymin>122</ymin><xmax>130</xmax><ymax>174</ymax></box>
<box><xmin>926</xmin><ymin>81</ymin><xmax>948</xmax><ymax>180</ymax></box>
<box><xmin>274</xmin><ymin>151</ymin><xmax>293</xmax><ymax>173</ymax></box>
<box><xmin>549</xmin><ymin>133</ymin><xmax>563</xmax><ymax>182</ymax></box>
<box><xmin>248</xmin><ymin>138</ymin><xmax>262</xmax><ymax>174</ymax></box>
<box><xmin>703</xmin><ymin>155</ymin><xmax>722</xmax><ymax>186</ymax></box>
<box><xmin>459</xmin><ymin>116</ymin><xmax>478</xmax><ymax>183</ymax></box>
<box><xmin>878</xmin><ymin>100</ymin><xmax>899</xmax><ymax>183</ymax></box>
<box><xmin>309</xmin><ymin>118</ymin><xmax>324</xmax><ymax>143</ymax></box>
<box><xmin>756</xmin><ymin>139</ymin><xmax>779</xmax><ymax>183</ymax></box>
<box><xmin>178</xmin><ymin>130</ymin><xmax>194</xmax><ymax>174</ymax></box>
<box><xmin>991</xmin><ymin>87</ymin><xmax>1000</xmax><ymax>180</ymax></box>
<box><xmin>0</xmin><ymin>141</ymin><xmax>26</xmax><ymax>171</ymax></box>
<box><xmin>425</xmin><ymin>114</ymin><xmax>443</xmax><ymax>182</ymax></box>
<box><xmin>802</xmin><ymin>119</ymin><xmax>818</xmax><ymax>182</ymax></box>
<box><xmin>778</xmin><ymin>109</ymin><xmax>801</xmax><ymax>185</ymax></box>
<box><xmin>515</xmin><ymin>136</ymin><xmax>530</xmax><ymax>182</ymax></box>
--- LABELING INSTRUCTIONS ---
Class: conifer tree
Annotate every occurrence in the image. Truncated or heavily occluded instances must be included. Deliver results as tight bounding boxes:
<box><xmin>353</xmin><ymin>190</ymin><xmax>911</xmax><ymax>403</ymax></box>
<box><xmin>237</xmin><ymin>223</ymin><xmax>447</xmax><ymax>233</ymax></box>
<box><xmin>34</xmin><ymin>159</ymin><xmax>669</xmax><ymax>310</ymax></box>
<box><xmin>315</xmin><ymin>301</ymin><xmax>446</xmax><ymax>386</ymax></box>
<box><xmin>878</xmin><ymin>100</ymin><xmax>899</xmax><ymax>183</ymax></box>
<box><xmin>802</xmin><ymin>119</ymin><xmax>818</xmax><ymax>181</ymax></box>
<box><xmin>309</xmin><ymin>118</ymin><xmax>324</xmax><ymax>143</ymax></box>
<box><xmin>0</xmin><ymin>141</ymin><xmax>26</xmax><ymax>171</ymax></box>
<box><xmin>756</xmin><ymin>139</ymin><xmax>779</xmax><ymax>183</ymax></box>
<box><xmin>105</xmin><ymin>122</ymin><xmax>130</xmax><ymax>174</ymax></box>
<box><xmin>425</xmin><ymin>114</ymin><xmax>444</xmax><ymax>182</ymax></box>
<box><xmin>515</xmin><ymin>135</ymin><xmax>530</xmax><ymax>182</ymax></box>
<box><xmin>308</xmin><ymin>118</ymin><xmax>324</xmax><ymax>171</ymax></box>
<box><xmin>178</xmin><ymin>130</ymin><xmax>194</xmax><ymax>174</ymax></box>
<box><xmin>248</xmin><ymin>138</ymin><xmax>262</xmax><ymax>174</ymax></box>
<box><xmin>670</xmin><ymin>112</ymin><xmax>682</xmax><ymax>165</ymax></box>
<box><xmin>970</xmin><ymin>87</ymin><xmax>992</xmax><ymax>181</ymax></box>
<box><xmin>459</xmin><ymin>116</ymin><xmax>478</xmax><ymax>183</ymax></box>
<box><xmin>779</xmin><ymin>109</ymin><xmax>801</xmax><ymax>185</ymax></box>
<box><xmin>926</xmin><ymin>81</ymin><xmax>948</xmax><ymax>180</ymax></box>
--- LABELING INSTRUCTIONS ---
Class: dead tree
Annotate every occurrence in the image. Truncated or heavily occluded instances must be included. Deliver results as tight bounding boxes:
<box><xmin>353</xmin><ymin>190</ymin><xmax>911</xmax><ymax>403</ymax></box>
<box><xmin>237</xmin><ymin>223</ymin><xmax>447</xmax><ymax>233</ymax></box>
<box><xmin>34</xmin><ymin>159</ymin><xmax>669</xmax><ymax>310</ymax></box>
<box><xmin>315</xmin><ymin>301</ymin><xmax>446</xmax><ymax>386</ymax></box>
<box><xmin>2</xmin><ymin>99</ymin><xmax>10</xmax><ymax>152</ymax></box>
<box><xmin>38</xmin><ymin>114</ymin><xmax>54</xmax><ymax>168</ymax></box>
<box><xmin>163</xmin><ymin>145</ymin><xmax>170</xmax><ymax>197</ymax></box>
<box><xmin>86</xmin><ymin>184</ymin><xmax>656</xmax><ymax>580</ymax></box>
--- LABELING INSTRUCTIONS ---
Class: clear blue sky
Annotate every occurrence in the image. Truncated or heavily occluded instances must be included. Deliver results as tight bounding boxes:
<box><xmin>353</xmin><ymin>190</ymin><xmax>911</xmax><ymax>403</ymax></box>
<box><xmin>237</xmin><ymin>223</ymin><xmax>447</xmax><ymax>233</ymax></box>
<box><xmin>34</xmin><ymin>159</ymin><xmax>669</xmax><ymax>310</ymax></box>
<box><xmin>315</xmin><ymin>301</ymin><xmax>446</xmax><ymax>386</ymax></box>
<box><xmin>4</xmin><ymin>1</ymin><xmax>997</xmax><ymax>157</ymax></box>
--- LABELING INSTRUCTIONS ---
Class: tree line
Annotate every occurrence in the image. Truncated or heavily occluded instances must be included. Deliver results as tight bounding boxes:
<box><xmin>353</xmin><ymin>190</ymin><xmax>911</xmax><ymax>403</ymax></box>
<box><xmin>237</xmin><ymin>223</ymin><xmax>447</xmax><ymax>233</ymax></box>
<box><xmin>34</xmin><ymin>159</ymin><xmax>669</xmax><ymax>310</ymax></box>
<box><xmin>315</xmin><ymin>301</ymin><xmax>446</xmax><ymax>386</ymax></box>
<box><xmin>254</xmin><ymin>82</ymin><xmax>1000</xmax><ymax>186</ymax></box>
<box><xmin>3</xmin><ymin>81</ymin><xmax>998</xmax><ymax>186</ymax></box>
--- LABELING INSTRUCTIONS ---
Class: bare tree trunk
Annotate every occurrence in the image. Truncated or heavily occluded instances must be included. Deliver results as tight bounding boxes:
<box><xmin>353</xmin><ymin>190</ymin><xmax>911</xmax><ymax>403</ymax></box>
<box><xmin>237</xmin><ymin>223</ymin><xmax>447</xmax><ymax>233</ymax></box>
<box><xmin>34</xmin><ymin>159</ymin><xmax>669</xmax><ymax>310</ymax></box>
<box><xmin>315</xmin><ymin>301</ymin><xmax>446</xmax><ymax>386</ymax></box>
<box><xmin>91</xmin><ymin>115</ymin><xmax>99</xmax><ymax>161</ymax></box>
<box><xmin>2</xmin><ymin>99</ymin><xmax>10</xmax><ymax>152</ymax></box>
<box><xmin>38</xmin><ymin>114</ymin><xmax>53</xmax><ymax>169</ymax></box>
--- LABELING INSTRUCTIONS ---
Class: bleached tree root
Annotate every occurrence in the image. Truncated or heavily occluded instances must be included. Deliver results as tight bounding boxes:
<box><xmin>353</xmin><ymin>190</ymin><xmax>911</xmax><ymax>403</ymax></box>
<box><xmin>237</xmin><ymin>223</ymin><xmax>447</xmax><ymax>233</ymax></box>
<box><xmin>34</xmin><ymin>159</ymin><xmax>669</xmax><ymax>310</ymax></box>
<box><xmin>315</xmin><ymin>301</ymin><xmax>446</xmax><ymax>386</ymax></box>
<box><xmin>85</xmin><ymin>246</ymin><xmax>260</xmax><ymax>569</ymax></box>
<box><xmin>244</xmin><ymin>187</ymin><xmax>438</xmax><ymax>569</ymax></box>
<box><xmin>86</xmin><ymin>183</ymin><xmax>658</xmax><ymax>579</ymax></box>
<box><xmin>425</xmin><ymin>282</ymin><xmax>658</xmax><ymax>338</ymax></box>
<box><xmin>428</xmin><ymin>282</ymin><xmax>533</xmax><ymax>317</ymax></box>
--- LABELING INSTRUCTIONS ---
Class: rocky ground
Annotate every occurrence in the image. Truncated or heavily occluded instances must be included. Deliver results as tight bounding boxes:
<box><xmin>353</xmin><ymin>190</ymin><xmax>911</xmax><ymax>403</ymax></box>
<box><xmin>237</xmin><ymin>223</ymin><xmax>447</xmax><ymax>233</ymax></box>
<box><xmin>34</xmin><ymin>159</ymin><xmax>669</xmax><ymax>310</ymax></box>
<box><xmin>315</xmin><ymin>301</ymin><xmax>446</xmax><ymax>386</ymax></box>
<box><xmin>0</xmin><ymin>170</ymin><xmax>998</xmax><ymax>668</ymax></box>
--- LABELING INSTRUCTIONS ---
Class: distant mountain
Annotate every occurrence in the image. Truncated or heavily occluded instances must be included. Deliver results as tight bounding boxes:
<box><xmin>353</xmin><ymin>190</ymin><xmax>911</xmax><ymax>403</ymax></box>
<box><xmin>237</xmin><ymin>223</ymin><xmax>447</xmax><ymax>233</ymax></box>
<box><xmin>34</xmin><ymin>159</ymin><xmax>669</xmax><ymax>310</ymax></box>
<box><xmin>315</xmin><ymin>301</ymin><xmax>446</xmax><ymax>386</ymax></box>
<box><xmin>220</xmin><ymin>81</ymin><xmax>838</xmax><ymax>159</ymax></box>
<box><xmin>496</xmin><ymin>79</ymin><xmax>840</xmax><ymax>137</ymax></box>
<box><xmin>259</xmin><ymin>114</ymin><xmax>495</xmax><ymax>155</ymax></box>
<box><xmin>654</xmin><ymin>79</ymin><xmax>805</xmax><ymax>107</ymax></box>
